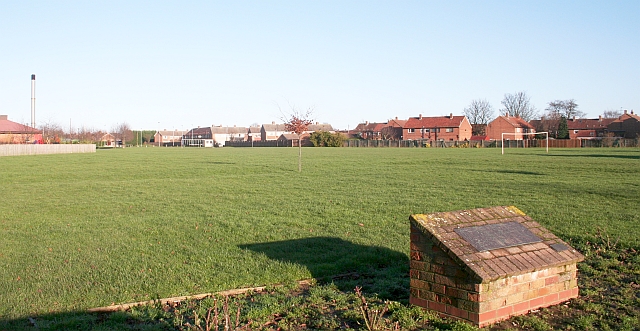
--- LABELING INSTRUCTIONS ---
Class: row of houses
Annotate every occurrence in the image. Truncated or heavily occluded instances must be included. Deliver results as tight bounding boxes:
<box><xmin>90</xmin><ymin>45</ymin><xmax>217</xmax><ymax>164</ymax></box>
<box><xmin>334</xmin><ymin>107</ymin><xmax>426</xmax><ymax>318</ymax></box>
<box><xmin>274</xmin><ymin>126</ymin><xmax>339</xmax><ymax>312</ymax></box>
<box><xmin>353</xmin><ymin>110</ymin><xmax>640</xmax><ymax>143</ymax></box>
<box><xmin>154</xmin><ymin>122</ymin><xmax>335</xmax><ymax>147</ymax></box>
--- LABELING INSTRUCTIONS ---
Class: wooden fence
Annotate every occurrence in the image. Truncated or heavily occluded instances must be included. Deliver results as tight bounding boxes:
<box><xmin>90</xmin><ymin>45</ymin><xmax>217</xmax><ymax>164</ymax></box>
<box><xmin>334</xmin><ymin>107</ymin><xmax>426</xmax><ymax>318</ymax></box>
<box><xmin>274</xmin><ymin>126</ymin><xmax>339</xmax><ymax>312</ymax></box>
<box><xmin>342</xmin><ymin>139</ymin><xmax>640</xmax><ymax>148</ymax></box>
<box><xmin>0</xmin><ymin>144</ymin><xmax>96</xmax><ymax>157</ymax></box>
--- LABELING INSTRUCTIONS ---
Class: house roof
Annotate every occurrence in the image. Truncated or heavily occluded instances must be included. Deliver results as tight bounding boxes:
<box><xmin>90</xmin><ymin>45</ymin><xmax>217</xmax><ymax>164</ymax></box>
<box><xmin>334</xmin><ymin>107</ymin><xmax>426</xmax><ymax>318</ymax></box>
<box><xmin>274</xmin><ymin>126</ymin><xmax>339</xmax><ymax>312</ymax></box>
<box><xmin>610</xmin><ymin>111</ymin><xmax>640</xmax><ymax>124</ymax></box>
<box><xmin>493</xmin><ymin>115</ymin><xmax>535</xmax><ymax>129</ymax></box>
<box><xmin>157</xmin><ymin>130</ymin><xmax>187</xmax><ymax>136</ymax></box>
<box><xmin>185</xmin><ymin>127</ymin><xmax>212</xmax><ymax>135</ymax></box>
<box><xmin>278</xmin><ymin>133</ymin><xmax>310</xmax><ymax>140</ymax></box>
<box><xmin>470</xmin><ymin>135</ymin><xmax>489</xmax><ymax>141</ymax></box>
<box><xmin>307</xmin><ymin>124</ymin><xmax>334</xmax><ymax>132</ymax></box>
<box><xmin>410</xmin><ymin>206</ymin><xmax>584</xmax><ymax>282</ymax></box>
<box><xmin>248</xmin><ymin>126</ymin><xmax>261</xmax><ymax>133</ymax></box>
<box><xmin>262</xmin><ymin>123</ymin><xmax>289</xmax><ymax>131</ymax></box>
<box><xmin>567</xmin><ymin>118</ymin><xmax>614</xmax><ymax>130</ymax></box>
<box><xmin>388</xmin><ymin>118</ymin><xmax>407</xmax><ymax>128</ymax></box>
<box><xmin>404</xmin><ymin>115</ymin><xmax>467</xmax><ymax>128</ymax></box>
<box><xmin>211</xmin><ymin>126</ymin><xmax>247</xmax><ymax>134</ymax></box>
<box><xmin>0</xmin><ymin>115</ymin><xmax>41</xmax><ymax>134</ymax></box>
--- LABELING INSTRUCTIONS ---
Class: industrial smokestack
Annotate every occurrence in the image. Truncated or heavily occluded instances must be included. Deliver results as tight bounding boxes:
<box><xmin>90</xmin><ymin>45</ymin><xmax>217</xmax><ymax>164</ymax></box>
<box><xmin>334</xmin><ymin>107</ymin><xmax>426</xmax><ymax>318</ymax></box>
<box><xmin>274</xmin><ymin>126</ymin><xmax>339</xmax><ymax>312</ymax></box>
<box><xmin>31</xmin><ymin>74</ymin><xmax>36</xmax><ymax>129</ymax></box>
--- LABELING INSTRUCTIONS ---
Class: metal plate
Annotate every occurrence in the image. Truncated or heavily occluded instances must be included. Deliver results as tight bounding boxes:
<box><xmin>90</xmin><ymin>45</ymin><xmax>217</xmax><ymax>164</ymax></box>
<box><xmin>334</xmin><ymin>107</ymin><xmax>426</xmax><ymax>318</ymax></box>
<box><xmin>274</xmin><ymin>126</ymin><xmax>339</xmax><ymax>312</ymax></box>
<box><xmin>454</xmin><ymin>221</ymin><xmax>542</xmax><ymax>252</ymax></box>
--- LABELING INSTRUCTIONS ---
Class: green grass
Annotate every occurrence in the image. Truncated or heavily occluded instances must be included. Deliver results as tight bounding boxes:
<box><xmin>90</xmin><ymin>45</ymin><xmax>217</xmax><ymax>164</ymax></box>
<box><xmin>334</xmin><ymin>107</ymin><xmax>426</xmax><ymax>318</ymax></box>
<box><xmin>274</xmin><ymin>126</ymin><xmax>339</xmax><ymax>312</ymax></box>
<box><xmin>0</xmin><ymin>147</ymin><xmax>638</xmax><ymax>325</ymax></box>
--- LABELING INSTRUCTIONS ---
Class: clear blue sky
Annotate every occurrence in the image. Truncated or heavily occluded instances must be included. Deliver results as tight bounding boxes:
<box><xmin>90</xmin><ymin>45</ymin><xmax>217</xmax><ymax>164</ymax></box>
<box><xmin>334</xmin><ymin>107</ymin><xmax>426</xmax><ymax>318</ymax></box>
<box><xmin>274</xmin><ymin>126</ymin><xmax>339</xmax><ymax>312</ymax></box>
<box><xmin>1</xmin><ymin>1</ymin><xmax>638</xmax><ymax>131</ymax></box>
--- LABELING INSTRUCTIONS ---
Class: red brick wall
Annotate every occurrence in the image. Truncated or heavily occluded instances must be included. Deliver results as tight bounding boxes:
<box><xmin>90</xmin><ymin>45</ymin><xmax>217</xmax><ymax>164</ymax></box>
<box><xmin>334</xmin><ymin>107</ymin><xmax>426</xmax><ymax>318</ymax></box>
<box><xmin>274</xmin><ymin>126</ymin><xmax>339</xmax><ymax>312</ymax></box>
<box><xmin>486</xmin><ymin>117</ymin><xmax>526</xmax><ymax>141</ymax></box>
<box><xmin>410</xmin><ymin>224</ymin><xmax>580</xmax><ymax>327</ymax></box>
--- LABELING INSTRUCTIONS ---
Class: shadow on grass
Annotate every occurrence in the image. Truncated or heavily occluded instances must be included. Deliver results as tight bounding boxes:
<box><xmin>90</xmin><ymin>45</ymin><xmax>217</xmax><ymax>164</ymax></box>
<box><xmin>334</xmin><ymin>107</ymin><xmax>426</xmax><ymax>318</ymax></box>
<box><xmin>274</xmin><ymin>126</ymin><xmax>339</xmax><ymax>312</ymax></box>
<box><xmin>488</xmin><ymin>169</ymin><xmax>545</xmax><ymax>176</ymax></box>
<box><xmin>542</xmin><ymin>152</ymin><xmax>640</xmax><ymax>160</ymax></box>
<box><xmin>0</xmin><ymin>310</ymin><xmax>173</xmax><ymax>331</ymax></box>
<box><xmin>239</xmin><ymin>236</ymin><xmax>410</xmax><ymax>302</ymax></box>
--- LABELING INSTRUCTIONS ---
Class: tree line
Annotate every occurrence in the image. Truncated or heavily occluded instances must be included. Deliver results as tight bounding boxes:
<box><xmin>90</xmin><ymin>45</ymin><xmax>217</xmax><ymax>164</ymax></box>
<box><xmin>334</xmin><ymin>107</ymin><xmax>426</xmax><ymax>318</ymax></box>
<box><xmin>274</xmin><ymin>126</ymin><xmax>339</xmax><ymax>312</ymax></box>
<box><xmin>463</xmin><ymin>91</ymin><xmax>625</xmax><ymax>137</ymax></box>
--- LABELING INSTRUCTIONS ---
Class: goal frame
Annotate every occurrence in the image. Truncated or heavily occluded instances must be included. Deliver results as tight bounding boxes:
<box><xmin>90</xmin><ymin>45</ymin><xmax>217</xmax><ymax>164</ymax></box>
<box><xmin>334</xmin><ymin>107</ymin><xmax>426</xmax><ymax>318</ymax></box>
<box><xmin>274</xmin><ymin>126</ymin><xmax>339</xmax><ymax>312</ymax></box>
<box><xmin>501</xmin><ymin>132</ymin><xmax>548</xmax><ymax>155</ymax></box>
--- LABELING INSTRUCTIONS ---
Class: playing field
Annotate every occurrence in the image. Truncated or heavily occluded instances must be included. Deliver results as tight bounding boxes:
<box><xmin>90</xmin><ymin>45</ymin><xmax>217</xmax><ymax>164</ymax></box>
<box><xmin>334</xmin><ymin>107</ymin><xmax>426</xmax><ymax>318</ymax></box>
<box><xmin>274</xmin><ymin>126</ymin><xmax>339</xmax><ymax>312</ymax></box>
<box><xmin>0</xmin><ymin>147</ymin><xmax>638</xmax><ymax>319</ymax></box>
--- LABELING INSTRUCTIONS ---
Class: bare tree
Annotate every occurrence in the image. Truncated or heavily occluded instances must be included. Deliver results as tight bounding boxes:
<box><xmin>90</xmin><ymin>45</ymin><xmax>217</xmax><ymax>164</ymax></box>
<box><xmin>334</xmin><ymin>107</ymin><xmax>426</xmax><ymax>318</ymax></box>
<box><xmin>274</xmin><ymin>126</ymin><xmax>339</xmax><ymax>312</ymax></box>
<box><xmin>464</xmin><ymin>99</ymin><xmax>494</xmax><ymax>135</ymax></box>
<box><xmin>282</xmin><ymin>107</ymin><xmax>314</xmax><ymax>172</ymax></box>
<box><xmin>39</xmin><ymin>120</ymin><xmax>65</xmax><ymax>144</ymax></box>
<box><xmin>112</xmin><ymin>122</ymin><xmax>132</xmax><ymax>147</ymax></box>
<box><xmin>602</xmin><ymin>109</ymin><xmax>623</xmax><ymax>119</ymax></box>
<box><xmin>380</xmin><ymin>126</ymin><xmax>402</xmax><ymax>140</ymax></box>
<box><xmin>500</xmin><ymin>91</ymin><xmax>538</xmax><ymax>121</ymax></box>
<box><xmin>545</xmin><ymin>99</ymin><xmax>585</xmax><ymax>119</ymax></box>
<box><xmin>464</xmin><ymin>99</ymin><xmax>494</xmax><ymax>125</ymax></box>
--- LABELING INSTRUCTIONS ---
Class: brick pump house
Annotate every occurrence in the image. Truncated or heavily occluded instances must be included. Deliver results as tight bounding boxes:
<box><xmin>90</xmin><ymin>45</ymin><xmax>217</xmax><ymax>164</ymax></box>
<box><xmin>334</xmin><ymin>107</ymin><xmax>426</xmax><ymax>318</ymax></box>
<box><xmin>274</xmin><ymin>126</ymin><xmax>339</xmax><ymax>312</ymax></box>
<box><xmin>486</xmin><ymin>113</ymin><xmax>535</xmax><ymax>141</ymax></box>
<box><xmin>409</xmin><ymin>206</ymin><xmax>583</xmax><ymax>327</ymax></box>
<box><xmin>403</xmin><ymin>114</ymin><xmax>472</xmax><ymax>142</ymax></box>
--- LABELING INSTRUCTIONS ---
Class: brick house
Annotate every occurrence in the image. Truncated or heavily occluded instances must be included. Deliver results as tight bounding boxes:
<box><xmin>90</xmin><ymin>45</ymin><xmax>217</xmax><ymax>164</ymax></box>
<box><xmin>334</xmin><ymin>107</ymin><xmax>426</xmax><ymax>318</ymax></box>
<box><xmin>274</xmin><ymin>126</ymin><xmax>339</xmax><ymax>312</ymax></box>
<box><xmin>182</xmin><ymin>127</ymin><xmax>213</xmax><ymax>147</ymax></box>
<box><xmin>403</xmin><ymin>114</ymin><xmax>472</xmax><ymax>142</ymax></box>
<box><xmin>410</xmin><ymin>206</ymin><xmax>583</xmax><ymax>327</ymax></box>
<box><xmin>248</xmin><ymin>126</ymin><xmax>262</xmax><ymax>142</ymax></box>
<box><xmin>486</xmin><ymin>114</ymin><xmax>535</xmax><ymax>140</ymax></box>
<box><xmin>566</xmin><ymin>117</ymin><xmax>615</xmax><ymax>139</ymax></box>
<box><xmin>211</xmin><ymin>126</ymin><xmax>248</xmax><ymax>146</ymax></box>
<box><xmin>154</xmin><ymin>130</ymin><xmax>187</xmax><ymax>146</ymax></box>
<box><xmin>607</xmin><ymin>110</ymin><xmax>640</xmax><ymax>138</ymax></box>
<box><xmin>353</xmin><ymin>118</ymin><xmax>405</xmax><ymax>140</ymax></box>
<box><xmin>261</xmin><ymin>123</ymin><xmax>290</xmax><ymax>141</ymax></box>
<box><xmin>0</xmin><ymin>115</ymin><xmax>42</xmax><ymax>144</ymax></box>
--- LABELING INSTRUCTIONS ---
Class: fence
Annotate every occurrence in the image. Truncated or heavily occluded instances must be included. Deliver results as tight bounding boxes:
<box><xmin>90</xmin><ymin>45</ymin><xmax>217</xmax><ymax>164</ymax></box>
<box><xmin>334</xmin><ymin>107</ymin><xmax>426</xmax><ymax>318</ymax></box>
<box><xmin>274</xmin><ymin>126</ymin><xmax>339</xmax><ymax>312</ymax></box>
<box><xmin>0</xmin><ymin>144</ymin><xmax>96</xmax><ymax>157</ymax></box>
<box><xmin>342</xmin><ymin>138</ymin><xmax>640</xmax><ymax>148</ymax></box>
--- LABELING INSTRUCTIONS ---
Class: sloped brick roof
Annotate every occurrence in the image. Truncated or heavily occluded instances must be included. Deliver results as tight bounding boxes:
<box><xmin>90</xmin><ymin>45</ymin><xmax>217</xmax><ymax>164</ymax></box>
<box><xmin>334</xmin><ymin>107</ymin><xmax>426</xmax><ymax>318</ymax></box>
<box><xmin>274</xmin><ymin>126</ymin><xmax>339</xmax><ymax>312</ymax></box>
<box><xmin>567</xmin><ymin>118</ymin><xmax>614</xmax><ymax>130</ymax></box>
<box><xmin>0</xmin><ymin>116</ymin><xmax>41</xmax><ymax>134</ymax></box>
<box><xmin>405</xmin><ymin>115</ymin><xmax>467</xmax><ymax>128</ymax></box>
<box><xmin>410</xmin><ymin>206</ymin><xmax>584</xmax><ymax>282</ymax></box>
<box><xmin>495</xmin><ymin>115</ymin><xmax>535</xmax><ymax>129</ymax></box>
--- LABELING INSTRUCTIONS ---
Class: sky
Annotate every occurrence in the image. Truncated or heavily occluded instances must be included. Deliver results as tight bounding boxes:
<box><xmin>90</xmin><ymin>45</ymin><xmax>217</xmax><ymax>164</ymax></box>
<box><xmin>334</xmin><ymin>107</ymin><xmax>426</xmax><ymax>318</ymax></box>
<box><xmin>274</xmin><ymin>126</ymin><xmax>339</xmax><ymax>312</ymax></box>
<box><xmin>1</xmin><ymin>1</ymin><xmax>638</xmax><ymax>132</ymax></box>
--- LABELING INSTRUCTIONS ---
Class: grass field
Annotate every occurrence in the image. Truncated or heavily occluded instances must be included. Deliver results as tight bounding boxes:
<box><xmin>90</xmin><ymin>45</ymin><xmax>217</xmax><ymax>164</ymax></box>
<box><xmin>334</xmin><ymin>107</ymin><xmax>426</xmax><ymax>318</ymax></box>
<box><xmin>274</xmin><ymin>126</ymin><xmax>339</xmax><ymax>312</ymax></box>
<box><xmin>0</xmin><ymin>147</ymin><xmax>638</xmax><ymax>326</ymax></box>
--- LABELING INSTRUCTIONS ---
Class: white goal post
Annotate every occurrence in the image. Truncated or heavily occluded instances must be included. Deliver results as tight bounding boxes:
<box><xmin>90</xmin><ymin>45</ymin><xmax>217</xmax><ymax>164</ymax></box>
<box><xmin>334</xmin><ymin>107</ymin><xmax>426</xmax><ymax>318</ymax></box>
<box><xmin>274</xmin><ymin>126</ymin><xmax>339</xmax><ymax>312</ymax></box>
<box><xmin>501</xmin><ymin>132</ymin><xmax>549</xmax><ymax>155</ymax></box>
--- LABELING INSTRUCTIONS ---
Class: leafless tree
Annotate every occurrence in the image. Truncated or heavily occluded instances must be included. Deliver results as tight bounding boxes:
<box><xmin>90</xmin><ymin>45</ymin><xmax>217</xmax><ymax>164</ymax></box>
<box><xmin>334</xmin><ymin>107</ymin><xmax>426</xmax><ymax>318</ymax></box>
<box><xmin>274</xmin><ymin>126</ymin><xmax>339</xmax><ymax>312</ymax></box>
<box><xmin>500</xmin><ymin>91</ymin><xmax>538</xmax><ymax>121</ymax></box>
<box><xmin>602</xmin><ymin>109</ymin><xmax>623</xmax><ymax>119</ymax></box>
<box><xmin>545</xmin><ymin>99</ymin><xmax>585</xmax><ymax>119</ymax></box>
<box><xmin>112</xmin><ymin>122</ymin><xmax>133</xmax><ymax>147</ymax></box>
<box><xmin>380</xmin><ymin>126</ymin><xmax>402</xmax><ymax>140</ymax></box>
<box><xmin>281</xmin><ymin>107</ymin><xmax>314</xmax><ymax>172</ymax></box>
<box><xmin>464</xmin><ymin>99</ymin><xmax>494</xmax><ymax>125</ymax></box>
<box><xmin>39</xmin><ymin>120</ymin><xmax>65</xmax><ymax>143</ymax></box>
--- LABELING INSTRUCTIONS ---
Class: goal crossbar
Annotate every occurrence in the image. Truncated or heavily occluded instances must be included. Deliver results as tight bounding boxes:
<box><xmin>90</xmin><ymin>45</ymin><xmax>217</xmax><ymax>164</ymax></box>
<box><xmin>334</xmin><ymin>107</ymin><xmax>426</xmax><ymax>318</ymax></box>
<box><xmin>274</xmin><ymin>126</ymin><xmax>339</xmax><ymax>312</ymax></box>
<box><xmin>501</xmin><ymin>132</ymin><xmax>548</xmax><ymax>155</ymax></box>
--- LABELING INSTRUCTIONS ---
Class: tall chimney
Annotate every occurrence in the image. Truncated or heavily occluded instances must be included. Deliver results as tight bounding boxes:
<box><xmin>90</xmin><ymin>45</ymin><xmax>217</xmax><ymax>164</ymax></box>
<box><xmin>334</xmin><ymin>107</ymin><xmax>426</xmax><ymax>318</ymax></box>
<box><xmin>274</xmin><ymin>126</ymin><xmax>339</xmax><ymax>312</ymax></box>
<box><xmin>31</xmin><ymin>74</ymin><xmax>36</xmax><ymax>129</ymax></box>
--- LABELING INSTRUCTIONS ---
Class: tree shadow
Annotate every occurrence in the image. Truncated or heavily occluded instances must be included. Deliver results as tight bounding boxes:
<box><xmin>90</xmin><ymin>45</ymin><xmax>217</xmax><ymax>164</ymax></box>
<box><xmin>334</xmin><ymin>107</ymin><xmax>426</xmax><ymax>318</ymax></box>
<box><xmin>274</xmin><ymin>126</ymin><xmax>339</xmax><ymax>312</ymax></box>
<box><xmin>484</xmin><ymin>169</ymin><xmax>545</xmax><ymax>176</ymax></box>
<box><xmin>541</xmin><ymin>152</ymin><xmax>640</xmax><ymax>160</ymax></box>
<box><xmin>239</xmin><ymin>236</ymin><xmax>410</xmax><ymax>301</ymax></box>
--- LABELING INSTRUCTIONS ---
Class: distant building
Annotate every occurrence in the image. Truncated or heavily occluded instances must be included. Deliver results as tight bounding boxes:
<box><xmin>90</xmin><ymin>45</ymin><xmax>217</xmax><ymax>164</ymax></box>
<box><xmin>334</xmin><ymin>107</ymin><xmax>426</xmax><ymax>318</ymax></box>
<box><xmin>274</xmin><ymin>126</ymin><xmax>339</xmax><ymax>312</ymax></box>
<box><xmin>486</xmin><ymin>113</ymin><xmax>535</xmax><ymax>140</ymax></box>
<box><xmin>155</xmin><ymin>130</ymin><xmax>187</xmax><ymax>146</ymax></box>
<box><xmin>0</xmin><ymin>115</ymin><xmax>42</xmax><ymax>144</ymax></box>
<box><xmin>403</xmin><ymin>114</ymin><xmax>472</xmax><ymax>142</ymax></box>
<box><xmin>607</xmin><ymin>110</ymin><xmax>640</xmax><ymax>138</ymax></box>
<box><xmin>183</xmin><ymin>127</ymin><xmax>214</xmax><ymax>147</ymax></box>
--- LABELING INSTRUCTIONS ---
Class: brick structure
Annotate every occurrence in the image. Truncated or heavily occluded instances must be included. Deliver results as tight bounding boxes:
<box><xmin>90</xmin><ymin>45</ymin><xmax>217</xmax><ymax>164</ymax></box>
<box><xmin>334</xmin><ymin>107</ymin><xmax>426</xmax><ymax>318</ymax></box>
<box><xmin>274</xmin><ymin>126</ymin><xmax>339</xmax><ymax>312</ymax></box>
<box><xmin>486</xmin><ymin>114</ymin><xmax>535</xmax><ymax>141</ymax></box>
<box><xmin>409</xmin><ymin>206</ymin><xmax>584</xmax><ymax>327</ymax></box>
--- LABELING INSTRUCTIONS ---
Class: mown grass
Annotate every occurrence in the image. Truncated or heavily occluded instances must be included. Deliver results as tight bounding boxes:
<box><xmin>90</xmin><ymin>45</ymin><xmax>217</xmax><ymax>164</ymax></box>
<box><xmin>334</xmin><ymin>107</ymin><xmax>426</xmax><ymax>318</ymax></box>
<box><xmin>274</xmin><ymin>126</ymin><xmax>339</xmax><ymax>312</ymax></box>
<box><xmin>0</xmin><ymin>147</ymin><xmax>638</xmax><ymax>329</ymax></box>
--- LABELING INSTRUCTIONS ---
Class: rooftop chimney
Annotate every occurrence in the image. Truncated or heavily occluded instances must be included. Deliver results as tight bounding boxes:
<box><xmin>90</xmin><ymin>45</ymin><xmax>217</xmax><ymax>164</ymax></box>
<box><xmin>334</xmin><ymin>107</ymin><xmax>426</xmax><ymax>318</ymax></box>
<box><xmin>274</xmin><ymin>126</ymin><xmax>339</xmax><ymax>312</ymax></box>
<box><xmin>624</xmin><ymin>109</ymin><xmax>628</xmax><ymax>114</ymax></box>
<box><xmin>598</xmin><ymin>115</ymin><xmax>602</xmax><ymax>121</ymax></box>
<box><xmin>506</xmin><ymin>112</ymin><xmax>510</xmax><ymax>118</ymax></box>
<box><xmin>419</xmin><ymin>114</ymin><xmax>422</xmax><ymax>120</ymax></box>
<box><xmin>449</xmin><ymin>113</ymin><xmax>453</xmax><ymax>119</ymax></box>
